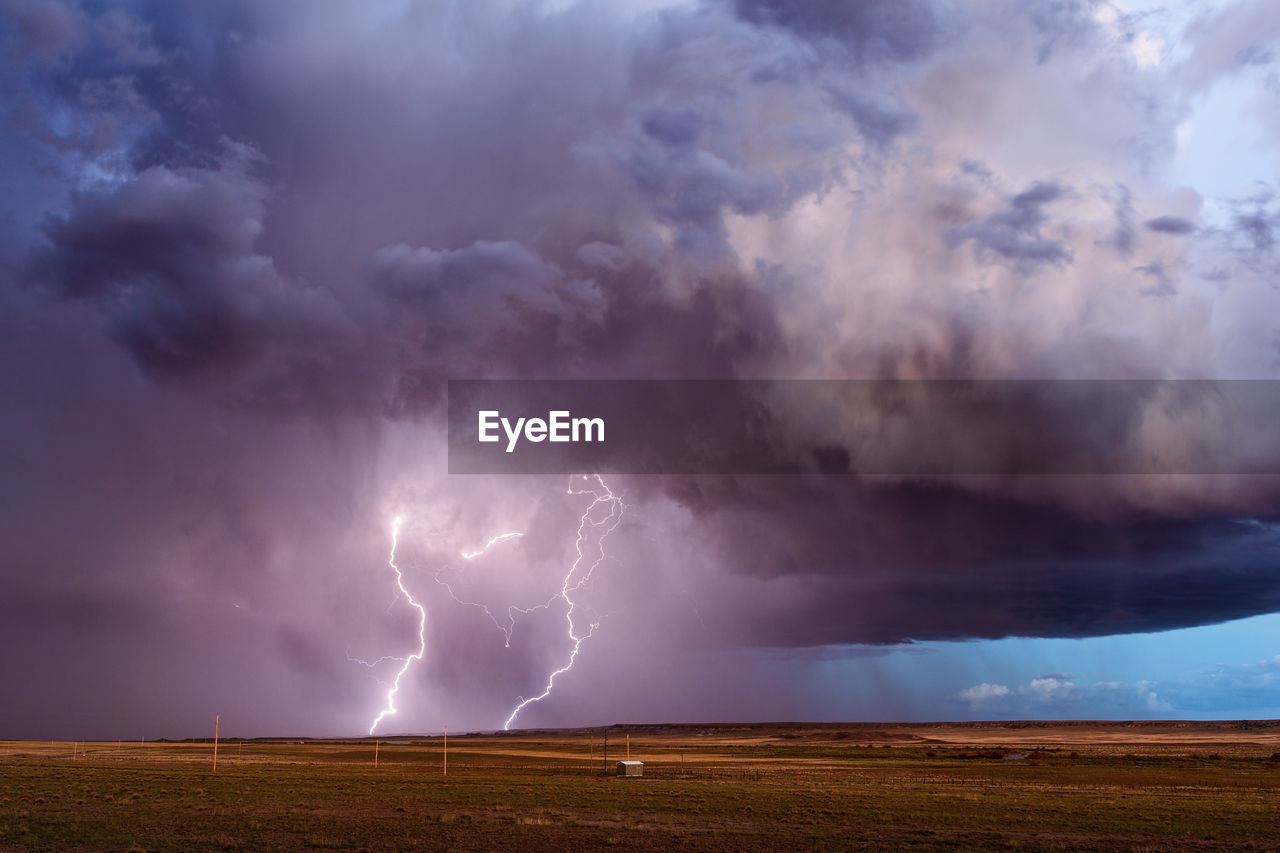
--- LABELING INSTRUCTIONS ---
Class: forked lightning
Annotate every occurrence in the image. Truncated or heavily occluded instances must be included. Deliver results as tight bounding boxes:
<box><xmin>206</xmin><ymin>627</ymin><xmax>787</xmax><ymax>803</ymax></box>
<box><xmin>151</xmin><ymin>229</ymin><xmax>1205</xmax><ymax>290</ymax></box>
<box><xmin>502</xmin><ymin>475</ymin><xmax>623</xmax><ymax>730</ymax></box>
<box><xmin>354</xmin><ymin>476</ymin><xmax>624</xmax><ymax>734</ymax></box>
<box><xmin>365</xmin><ymin>516</ymin><xmax>426</xmax><ymax>736</ymax></box>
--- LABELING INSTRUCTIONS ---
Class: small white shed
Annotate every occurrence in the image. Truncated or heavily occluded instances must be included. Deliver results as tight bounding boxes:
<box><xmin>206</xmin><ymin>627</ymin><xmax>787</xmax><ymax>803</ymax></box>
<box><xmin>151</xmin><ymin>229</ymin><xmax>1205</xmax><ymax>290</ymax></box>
<box><xmin>616</xmin><ymin>760</ymin><xmax>643</xmax><ymax>777</ymax></box>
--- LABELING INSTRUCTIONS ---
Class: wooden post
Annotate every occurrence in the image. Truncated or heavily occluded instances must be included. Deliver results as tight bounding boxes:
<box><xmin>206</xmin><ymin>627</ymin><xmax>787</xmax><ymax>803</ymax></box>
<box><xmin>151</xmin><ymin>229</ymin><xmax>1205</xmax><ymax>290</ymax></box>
<box><xmin>602</xmin><ymin>733</ymin><xmax>608</xmax><ymax>776</ymax></box>
<box><xmin>213</xmin><ymin>714</ymin><xmax>220</xmax><ymax>772</ymax></box>
<box><xmin>443</xmin><ymin>727</ymin><xmax>447</xmax><ymax>777</ymax></box>
<box><xmin>626</xmin><ymin>733</ymin><xmax>630</xmax><ymax>760</ymax></box>
<box><xmin>681</xmin><ymin>752</ymin><xmax>685</xmax><ymax>774</ymax></box>
<box><xmin>374</xmin><ymin>740</ymin><xmax>379</xmax><ymax>768</ymax></box>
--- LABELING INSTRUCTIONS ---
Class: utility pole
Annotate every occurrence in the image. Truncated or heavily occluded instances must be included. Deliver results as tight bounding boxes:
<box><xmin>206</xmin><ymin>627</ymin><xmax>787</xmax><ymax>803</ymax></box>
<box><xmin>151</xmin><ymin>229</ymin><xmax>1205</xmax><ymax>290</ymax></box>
<box><xmin>213</xmin><ymin>715</ymin><xmax>220</xmax><ymax>772</ymax></box>
<box><xmin>443</xmin><ymin>727</ymin><xmax>447</xmax><ymax>777</ymax></box>
<box><xmin>602</xmin><ymin>733</ymin><xmax>608</xmax><ymax>776</ymax></box>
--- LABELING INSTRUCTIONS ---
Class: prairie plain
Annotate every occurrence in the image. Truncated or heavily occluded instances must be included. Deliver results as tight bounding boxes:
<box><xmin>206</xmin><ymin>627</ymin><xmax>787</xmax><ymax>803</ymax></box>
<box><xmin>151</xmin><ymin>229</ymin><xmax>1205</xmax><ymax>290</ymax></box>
<box><xmin>3</xmin><ymin>721</ymin><xmax>1280</xmax><ymax>851</ymax></box>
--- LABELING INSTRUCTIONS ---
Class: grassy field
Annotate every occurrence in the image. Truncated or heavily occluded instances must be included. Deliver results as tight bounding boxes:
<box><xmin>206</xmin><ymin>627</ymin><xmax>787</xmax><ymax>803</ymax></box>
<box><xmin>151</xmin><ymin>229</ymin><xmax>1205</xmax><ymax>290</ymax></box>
<box><xmin>3</xmin><ymin>722</ymin><xmax>1280</xmax><ymax>851</ymax></box>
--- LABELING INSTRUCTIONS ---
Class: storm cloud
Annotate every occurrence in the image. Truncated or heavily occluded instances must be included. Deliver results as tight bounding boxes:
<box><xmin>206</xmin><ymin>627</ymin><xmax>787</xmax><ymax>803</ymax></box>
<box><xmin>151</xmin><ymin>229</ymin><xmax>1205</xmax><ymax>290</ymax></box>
<box><xmin>3</xmin><ymin>0</ymin><xmax>1280</xmax><ymax>737</ymax></box>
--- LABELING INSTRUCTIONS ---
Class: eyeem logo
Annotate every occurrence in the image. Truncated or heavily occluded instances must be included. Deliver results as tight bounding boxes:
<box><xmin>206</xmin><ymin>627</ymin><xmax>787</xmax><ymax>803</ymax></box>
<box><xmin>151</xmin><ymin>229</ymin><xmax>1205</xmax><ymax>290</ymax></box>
<box><xmin>478</xmin><ymin>410</ymin><xmax>605</xmax><ymax>453</ymax></box>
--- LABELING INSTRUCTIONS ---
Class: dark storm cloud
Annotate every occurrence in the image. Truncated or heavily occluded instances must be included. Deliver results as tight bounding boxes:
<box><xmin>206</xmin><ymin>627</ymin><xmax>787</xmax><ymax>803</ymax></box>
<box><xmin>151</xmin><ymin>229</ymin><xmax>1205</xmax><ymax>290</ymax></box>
<box><xmin>1234</xmin><ymin>209</ymin><xmax>1275</xmax><ymax>252</ymax></box>
<box><xmin>605</xmin><ymin>99</ymin><xmax>821</xmax><ymax>258</ymax></box>
<box><xmin>945</xmin><ymin>181</ymin><xmax>1073</xmax><ymax>271</ymax></box>
<box><xmin>33</xmin><ymin>145</ymin><xmax>265</xmax><ymax>302</ymax></box>
<box><xmin>26</xmin><ymin>142</ymin><xmax>357</xmax><ymax>400</ymax></box>
<box><xmin>1026</xmin><ymin>0</ymin><xmax>1121</xmax><ymax>64</ymax></box>
<box><xmin>656</xmin><ymin>476</ymin><xmax>1280</xmax><ymax>646</ymax></box>
<box><xmin>0</xmin><ymin>0</ymin><xmax>86</xmax><ymax>60</ymax></box>
<box><xmin>1100</xmin><ymin>185</ymin><xmax>1134</xmax><ymax>257</ymax></box>
<box><xmin>822</xmin><ymin>82</ymin><xmax>918</xmax><ymax>147</ymax></box>
<box><xmin>1145</xmin><ymin>215</ymin><xmax>1196</xmax><ymax>235</ymax></box>
<box><xmin>731</xmin><ymin>0</ymin><xmax>941</xmax><ymax>64</ymax></box>
<box><xmin>370</xmin><ymin>241</ymin><xmax>561</xmax><ymax>302</ymax></box>
<box><xmin>3</xmin><ymin>0</ymin><xmax>1280</xmax><ymax>736</ymax></box>
<box><xmin>1134</xmin><ymin>261</ymin><xmax>1176</xmax><ymax>298</ymax></box>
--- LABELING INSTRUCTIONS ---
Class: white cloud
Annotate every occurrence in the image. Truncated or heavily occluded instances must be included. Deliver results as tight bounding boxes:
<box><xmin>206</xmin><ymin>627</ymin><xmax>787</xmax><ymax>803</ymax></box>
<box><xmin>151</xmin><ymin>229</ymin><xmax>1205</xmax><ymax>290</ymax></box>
<box><xmin>957</xmin><ymin>676</ymin><xmax>1172</xmax><ymax>717</ymax></box>
<box><xmin>1020</xmin><ymin>676</ymin><xmax>1079</xmax><ymax>703</ymax></box>
<box><xmin>1132</xmin><ymin>31</ymin><xmax>1165</xmax><ymax>68</ymax></box>
<box><xmin>959</xmin><ymin>682</ymin><xmax>1011</xmax><ymax>705</ymax></box>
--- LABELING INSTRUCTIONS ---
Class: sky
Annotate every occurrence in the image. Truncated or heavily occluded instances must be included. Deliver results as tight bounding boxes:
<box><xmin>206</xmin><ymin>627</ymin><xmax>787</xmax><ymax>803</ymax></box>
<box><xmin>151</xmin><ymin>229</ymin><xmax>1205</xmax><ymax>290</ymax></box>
<box><xmin>2</xmin><ymin>0</ymin><xmax>1280</xmax><ymax>739</ymax></box>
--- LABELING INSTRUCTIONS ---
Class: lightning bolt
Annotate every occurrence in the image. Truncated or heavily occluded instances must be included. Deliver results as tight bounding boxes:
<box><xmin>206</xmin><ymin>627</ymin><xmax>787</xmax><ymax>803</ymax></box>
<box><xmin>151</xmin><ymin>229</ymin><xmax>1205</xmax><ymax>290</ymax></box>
<box><xmin>460</xmin><ymin>531</ymin><xmax>523</xmax><ymax>560</ymax></box>
<box><xmin>346</xmin><ymin>648</ymin><xmax>407</xmax><ymax>675</ymax></box>
<box><xmin>354</xmin><ymin>475</ymin><xmax>624</xmax><ymax>735</ymax></box>
<box><xmin>366</xmin><ymin>515</ymin><xmax>426</xmax><ymax>736</ymax></box>
<box><xmin>435</xmin><ymin>531</ymin><xmax>566</xmax><ymax>648</ymax></box>
<box><xmin>434</xmin><ymin>575</ymin><xmax>550</xmax><ymax>648</ymax></box>
<box><xmin>503</xmin><ymin>474</ymin><xmax>623</xmax><ymax>731</ymax></box>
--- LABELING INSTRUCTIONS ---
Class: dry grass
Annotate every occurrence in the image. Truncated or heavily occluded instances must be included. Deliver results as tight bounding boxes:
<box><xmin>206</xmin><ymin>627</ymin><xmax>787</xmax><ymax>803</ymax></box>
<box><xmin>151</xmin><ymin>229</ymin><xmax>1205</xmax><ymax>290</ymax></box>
<box><xmin>2</xmin><ymin>722</ymin><xmax>1280</xmax><ymax>850</ymax></box>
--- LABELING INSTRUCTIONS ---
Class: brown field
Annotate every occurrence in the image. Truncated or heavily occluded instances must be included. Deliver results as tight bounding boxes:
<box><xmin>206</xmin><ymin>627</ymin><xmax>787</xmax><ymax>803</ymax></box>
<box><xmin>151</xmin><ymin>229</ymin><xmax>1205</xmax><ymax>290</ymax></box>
<box><xmin>3</xmin><ymin>721</ymin><xmax>1280</xmax><ymax>851</ymax></box>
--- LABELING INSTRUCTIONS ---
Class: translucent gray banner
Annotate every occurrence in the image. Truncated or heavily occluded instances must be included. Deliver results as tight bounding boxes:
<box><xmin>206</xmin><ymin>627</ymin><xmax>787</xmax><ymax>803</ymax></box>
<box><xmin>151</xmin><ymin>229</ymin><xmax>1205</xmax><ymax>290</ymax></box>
<box><xmin>447</xmin><ymin>380</ymin><xmax>1280</xmax><ymax>475</ymax></box>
